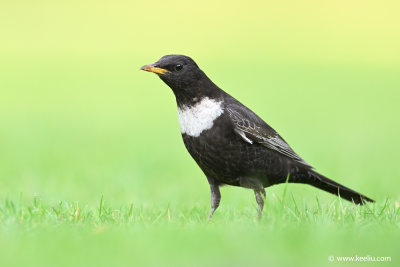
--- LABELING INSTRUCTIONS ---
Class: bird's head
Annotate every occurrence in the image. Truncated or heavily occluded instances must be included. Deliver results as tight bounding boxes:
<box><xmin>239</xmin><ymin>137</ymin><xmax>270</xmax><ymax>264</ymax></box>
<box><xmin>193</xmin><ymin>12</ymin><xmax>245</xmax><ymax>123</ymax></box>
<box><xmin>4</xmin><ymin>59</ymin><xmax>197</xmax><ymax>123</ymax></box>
<box><xmin>141</xmin><ymin>55</ymin><xmax>221</xmax><ymax>105</ymax></box>
<box><xmin>141</xmin><ymin>55</ymin><xmax>207</xmax><ymax>89</ymax></box>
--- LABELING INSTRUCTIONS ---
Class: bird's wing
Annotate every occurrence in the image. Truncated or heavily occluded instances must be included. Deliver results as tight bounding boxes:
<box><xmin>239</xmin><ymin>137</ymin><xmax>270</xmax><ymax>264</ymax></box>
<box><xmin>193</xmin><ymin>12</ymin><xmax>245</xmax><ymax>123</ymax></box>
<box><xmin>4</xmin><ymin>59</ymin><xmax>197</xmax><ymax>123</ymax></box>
<box><xmin>226</xmin><ymin>103</ymin><xmax>312</xmax><ymax>168</ymax></box>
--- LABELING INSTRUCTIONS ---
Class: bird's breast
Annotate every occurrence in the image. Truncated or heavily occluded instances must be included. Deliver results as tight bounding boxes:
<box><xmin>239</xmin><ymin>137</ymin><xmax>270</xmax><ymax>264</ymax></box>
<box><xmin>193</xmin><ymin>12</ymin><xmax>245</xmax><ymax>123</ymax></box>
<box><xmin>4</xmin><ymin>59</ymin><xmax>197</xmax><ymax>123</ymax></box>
<box><xmin>177</xmin><ymin>97</ymin><xmax>224</xmax><ymax>137</ymax></box>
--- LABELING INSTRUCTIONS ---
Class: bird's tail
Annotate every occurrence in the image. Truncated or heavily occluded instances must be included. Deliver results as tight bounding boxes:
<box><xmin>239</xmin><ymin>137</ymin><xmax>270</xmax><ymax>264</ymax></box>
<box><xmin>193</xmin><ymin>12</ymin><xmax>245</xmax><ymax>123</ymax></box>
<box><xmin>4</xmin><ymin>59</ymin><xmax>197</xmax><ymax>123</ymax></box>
<box><xmin>291</xmin><ymin>169</ymin><xmax>374</xmax><ymax>204</ymax></box>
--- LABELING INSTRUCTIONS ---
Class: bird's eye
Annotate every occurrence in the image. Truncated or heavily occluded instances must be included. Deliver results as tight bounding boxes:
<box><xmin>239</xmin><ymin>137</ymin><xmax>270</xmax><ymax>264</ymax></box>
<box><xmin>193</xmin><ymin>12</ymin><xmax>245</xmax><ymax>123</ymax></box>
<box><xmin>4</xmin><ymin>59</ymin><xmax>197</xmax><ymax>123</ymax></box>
<box><xmin>175</xmin><ymin>64</ymin><xmax>183</xmax><ymax>71</ymax></box>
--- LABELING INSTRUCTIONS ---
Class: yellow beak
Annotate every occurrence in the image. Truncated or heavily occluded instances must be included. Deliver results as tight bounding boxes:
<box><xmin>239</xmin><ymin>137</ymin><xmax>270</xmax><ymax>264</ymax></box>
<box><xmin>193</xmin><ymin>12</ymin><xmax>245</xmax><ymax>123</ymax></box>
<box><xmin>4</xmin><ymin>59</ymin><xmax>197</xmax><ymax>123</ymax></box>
<box><xmin>140</xmin><ymin>64</ymin><xmax>170</xmax><ymax>75</ymax></box>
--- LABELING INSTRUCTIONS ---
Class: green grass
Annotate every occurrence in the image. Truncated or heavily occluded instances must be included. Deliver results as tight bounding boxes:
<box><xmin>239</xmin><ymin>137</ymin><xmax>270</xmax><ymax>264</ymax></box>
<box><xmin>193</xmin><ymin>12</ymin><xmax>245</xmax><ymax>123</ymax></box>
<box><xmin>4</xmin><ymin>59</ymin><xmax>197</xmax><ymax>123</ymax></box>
<box><xmin>1</xmin><ymin>195</ymin><xmax>399</xmax><ymax>266</ymax></box>
<box><xmin>1</xmin><ymin>0</ymin><xmax>400</xmax><ymax>266</ymax></box>
<box><xmin>1</xmin><ymin>193</ymin><xmax>399</xmax><ymax>229</ymax></box>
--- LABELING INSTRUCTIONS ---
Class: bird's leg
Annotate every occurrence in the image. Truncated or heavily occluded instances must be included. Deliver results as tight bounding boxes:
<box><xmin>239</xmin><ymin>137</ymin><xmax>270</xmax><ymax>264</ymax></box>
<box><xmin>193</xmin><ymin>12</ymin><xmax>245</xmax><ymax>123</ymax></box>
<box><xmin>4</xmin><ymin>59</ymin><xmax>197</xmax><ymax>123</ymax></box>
<box><xmin>254</xmin><ymin>188</ymin><xmax>266</xmax><ymax>219</ymax></box>
<box><xmin>207</xmin><ymin>183</ymin><xmax>221</xmax><ymax>220</ymax></box>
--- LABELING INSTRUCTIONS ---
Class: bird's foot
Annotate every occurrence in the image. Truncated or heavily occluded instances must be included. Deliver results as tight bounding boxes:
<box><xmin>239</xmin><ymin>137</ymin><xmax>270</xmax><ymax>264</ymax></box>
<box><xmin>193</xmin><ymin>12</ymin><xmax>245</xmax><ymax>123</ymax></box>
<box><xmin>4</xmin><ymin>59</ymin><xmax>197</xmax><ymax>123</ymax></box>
<box><xmin>207</xmin><ymin>208</ymin><xmax>216</xmax><ymax>221</ymax></box>
<box><xmin>254</xmin><ymin>188</ymin><xmax>266</xmax><ymax>220</ymax></box>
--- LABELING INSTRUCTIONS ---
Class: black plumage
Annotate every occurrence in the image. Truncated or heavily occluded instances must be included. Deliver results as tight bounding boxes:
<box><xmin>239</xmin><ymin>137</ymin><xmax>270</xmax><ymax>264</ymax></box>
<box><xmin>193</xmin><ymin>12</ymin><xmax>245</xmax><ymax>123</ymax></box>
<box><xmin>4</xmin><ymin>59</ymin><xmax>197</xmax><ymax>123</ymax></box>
<box><xmin>141</xmin><ymin>54</ymin><xmax>374</xmax><ymax>218</ymax></box>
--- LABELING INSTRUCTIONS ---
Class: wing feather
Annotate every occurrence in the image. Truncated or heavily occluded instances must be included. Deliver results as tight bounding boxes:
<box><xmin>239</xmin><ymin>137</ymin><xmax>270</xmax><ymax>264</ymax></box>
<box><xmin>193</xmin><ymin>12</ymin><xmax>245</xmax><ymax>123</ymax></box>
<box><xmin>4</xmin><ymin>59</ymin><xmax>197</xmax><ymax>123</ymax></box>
<box><xmin>226</xmin><ymin>104</ymin><xmax>312</xmax><ymax>168</ymax></box>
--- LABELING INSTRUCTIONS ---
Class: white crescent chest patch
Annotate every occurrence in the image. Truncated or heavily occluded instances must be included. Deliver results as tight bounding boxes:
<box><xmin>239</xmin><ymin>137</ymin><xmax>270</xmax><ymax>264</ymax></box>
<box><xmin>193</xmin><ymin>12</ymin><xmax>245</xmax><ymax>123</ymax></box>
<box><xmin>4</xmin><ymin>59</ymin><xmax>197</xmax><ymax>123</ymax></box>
<box><xmin>177</xmin><ymin>97</ymin><xmax>224</xmax><ymax>137</ymax></box>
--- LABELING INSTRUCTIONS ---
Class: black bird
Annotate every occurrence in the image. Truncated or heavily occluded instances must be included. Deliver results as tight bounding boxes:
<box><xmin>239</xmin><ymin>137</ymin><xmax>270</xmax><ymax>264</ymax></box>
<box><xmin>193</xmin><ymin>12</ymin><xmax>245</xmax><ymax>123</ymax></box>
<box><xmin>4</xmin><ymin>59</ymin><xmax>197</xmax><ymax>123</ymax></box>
<box><xmin>140</xmin><ymin>55</ymin><xmax>374</xmax><ymax>218</ymax></box>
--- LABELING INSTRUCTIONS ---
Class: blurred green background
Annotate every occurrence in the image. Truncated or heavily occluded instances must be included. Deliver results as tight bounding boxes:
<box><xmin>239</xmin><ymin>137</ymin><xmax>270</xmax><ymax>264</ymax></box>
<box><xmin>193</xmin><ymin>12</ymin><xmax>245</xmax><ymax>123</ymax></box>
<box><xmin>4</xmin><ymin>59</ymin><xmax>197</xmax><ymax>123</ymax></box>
<box><xmin>0</xmin><ymin>0</ymin><xmax>399</xmax><ymax>266</ymax></box>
